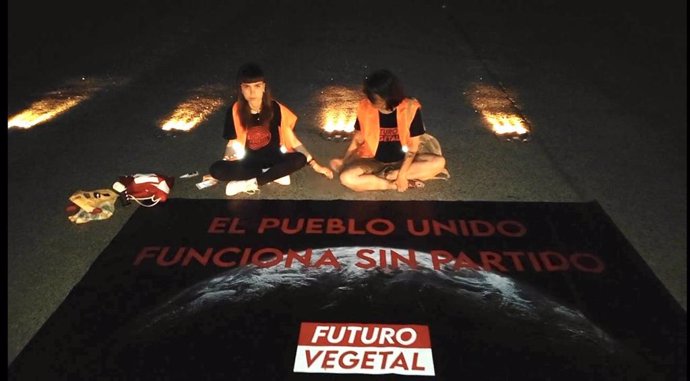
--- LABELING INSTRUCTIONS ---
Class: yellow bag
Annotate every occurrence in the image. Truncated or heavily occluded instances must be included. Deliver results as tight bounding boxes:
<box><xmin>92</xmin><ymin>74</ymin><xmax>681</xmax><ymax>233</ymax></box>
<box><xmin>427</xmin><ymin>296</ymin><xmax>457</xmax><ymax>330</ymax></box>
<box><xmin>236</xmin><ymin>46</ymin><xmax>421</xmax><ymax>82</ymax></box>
<box><xmin>67</xmin><ymin>189</ymin><xmax>118</xmax><ymax>224</ymax></box>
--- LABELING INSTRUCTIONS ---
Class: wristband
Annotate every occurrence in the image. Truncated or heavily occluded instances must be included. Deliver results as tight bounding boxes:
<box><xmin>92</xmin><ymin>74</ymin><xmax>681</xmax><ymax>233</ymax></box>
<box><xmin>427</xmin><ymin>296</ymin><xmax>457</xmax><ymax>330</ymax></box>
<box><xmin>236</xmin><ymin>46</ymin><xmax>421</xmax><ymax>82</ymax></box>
<box><xmin>307</xmin><ymin>158</ymin><xmax>315</xmax><ymax>165</ymax></box>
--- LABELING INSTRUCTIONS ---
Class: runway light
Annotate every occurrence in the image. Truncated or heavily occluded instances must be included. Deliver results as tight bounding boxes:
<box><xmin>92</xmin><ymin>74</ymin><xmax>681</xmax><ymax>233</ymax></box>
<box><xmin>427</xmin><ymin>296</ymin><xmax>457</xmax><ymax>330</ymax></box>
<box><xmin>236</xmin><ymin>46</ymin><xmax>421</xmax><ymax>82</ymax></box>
<box><xmin>160</xmin><ymin>85</ymin><xmax>227</xmax><ymax>132</ymax></box>
<box><xmin>317</xmin><ymin>86</ymin><xmax>359</xmax><ymax>141</ymax></box>
<box><xmin>467</xmin><ymin>83</ymin><xmax>531</xmax><ymax>142</ymax></box>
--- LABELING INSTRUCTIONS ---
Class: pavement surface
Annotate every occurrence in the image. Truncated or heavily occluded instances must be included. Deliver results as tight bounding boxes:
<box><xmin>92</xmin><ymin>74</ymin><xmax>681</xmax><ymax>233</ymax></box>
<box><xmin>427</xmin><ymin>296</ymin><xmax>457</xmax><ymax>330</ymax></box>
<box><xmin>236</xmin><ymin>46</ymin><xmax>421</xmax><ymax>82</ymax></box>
<box><xmin>7</xmin><ymin>0</ymin><xmax>686</xmax><ymax>365</ymax></box>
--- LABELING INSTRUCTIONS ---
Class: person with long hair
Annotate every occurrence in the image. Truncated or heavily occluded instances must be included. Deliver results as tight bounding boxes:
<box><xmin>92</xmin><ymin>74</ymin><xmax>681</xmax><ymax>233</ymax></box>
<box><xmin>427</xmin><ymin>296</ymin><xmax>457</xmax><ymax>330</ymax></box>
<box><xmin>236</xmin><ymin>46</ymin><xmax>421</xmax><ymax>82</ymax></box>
<box><xmin>330</xmin><ymin>69</ymin><xmax>447</xmax><ymax>192</ymax></box>
<box><xmin>209</xmin><ymin>63</ymin><xmax>333</xmax><ymax>196</ymax></box>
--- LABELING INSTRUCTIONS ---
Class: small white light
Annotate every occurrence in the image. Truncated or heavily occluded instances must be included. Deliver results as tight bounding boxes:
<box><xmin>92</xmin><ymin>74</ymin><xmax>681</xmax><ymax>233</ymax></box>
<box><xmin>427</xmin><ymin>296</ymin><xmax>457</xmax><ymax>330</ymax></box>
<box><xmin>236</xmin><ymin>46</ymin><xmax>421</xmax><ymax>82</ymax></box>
<box><xmin>280</xmin><ymin>145</ymin><xmax>288</xmax><ymax>153</ymax></box>
<box><xmin>401</xmin><ymin>145</ymin><xmax>409</xmax><ymax>153</ymax></box>
<box><xmin>233</xmin><ymin>141</ymin><xmax>246</xmax><ymax>159</ymax></box>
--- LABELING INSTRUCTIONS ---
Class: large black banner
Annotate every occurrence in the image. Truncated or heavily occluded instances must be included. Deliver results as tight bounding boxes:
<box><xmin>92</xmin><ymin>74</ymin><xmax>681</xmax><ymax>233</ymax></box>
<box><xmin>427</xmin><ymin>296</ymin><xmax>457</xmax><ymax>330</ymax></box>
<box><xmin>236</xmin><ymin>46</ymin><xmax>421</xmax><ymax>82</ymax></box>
<box><xmin>9</xmin><ymin>199</ymin><xmax>686</xmax><ymax>380</ymax></box>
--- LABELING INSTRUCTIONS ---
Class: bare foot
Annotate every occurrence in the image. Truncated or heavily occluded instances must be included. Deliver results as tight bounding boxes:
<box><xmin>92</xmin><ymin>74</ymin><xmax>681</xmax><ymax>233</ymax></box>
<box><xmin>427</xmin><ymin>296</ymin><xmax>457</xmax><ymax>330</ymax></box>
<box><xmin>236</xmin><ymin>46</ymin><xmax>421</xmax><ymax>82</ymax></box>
<box><xmin>330</xmin><ymin>158</ymin><xmax>344</xmax><ymax>172</ymax></box>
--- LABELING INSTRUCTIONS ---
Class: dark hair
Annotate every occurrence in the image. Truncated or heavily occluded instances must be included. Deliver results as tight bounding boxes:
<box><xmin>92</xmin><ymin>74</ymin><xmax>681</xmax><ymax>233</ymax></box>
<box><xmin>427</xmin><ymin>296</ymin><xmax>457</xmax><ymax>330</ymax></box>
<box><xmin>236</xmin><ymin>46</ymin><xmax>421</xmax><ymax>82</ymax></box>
<box><xmin>235</xmin><ymin>62</ymin><xmax>273</xmax><ymax>127</ymax></box>
<box><xmin>363</xmin><ymin>69</ymin><xmax>406</xmax><ymax>109</ymax></box>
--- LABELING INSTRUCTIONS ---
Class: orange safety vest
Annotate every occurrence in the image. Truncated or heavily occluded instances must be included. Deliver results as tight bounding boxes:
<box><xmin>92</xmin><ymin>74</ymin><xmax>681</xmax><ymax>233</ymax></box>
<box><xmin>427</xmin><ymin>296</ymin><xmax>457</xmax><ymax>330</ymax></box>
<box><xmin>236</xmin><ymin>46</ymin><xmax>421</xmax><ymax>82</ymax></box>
<box><xmin>356</xmin><ymin>97</ymin><xmax>421</xmax><ymax>158</ymax></box>
<box><xmin>231</xmin><ymin>101</ymin><xmax>301</xmax><ymax>151</ymax></box>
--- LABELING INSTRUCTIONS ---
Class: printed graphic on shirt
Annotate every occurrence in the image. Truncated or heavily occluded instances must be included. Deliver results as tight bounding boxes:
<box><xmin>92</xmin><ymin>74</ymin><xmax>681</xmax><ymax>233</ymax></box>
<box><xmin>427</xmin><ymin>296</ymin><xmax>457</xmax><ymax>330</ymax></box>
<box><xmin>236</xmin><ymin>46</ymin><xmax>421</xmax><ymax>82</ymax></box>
<box><xmin>294</xmin><ymin>322</ymin><xmax>435</xmax><ymax>376</ymax></box>
<box><xmin>246</xmin><ymin>125</ymin><xmax>272</xmax><ymax>150</ymax></box>
<box><xmin>379</xmin><ymin>127</ymin><xmax>400</xmax><ymax>142</ymax></box>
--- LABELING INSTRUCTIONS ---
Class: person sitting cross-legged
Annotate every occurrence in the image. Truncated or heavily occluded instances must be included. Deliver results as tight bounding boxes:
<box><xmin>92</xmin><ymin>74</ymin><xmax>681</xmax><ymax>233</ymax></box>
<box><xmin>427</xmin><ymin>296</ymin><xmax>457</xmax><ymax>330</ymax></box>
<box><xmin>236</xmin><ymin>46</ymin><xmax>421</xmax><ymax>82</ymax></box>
<box><xmin>209</xmin><ymin>62</ymin><xmax>333</xmax><ymax>196</ymax></box>
<box><xmin>330</xmin><ymin>69</ymin><xmax>447</xmax><ymax>192</ymax></box>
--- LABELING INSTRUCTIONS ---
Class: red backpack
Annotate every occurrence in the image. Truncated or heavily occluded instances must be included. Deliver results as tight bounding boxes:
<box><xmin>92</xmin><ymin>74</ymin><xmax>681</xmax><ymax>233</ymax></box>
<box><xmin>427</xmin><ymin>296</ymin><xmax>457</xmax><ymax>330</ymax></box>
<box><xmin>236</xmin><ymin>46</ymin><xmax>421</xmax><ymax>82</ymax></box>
<box><xmin>112</xmin><ymin>173</ymin><xmax>174</xmax><ymax>207</ymax></box>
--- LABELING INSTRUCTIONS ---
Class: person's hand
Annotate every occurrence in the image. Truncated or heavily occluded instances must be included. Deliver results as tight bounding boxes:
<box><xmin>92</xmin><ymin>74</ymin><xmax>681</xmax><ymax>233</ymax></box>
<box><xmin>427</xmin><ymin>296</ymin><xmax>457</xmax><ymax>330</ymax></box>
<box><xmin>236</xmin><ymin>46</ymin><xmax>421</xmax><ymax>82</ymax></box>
<box><xmin>395</xmin><ymin>174</ymin><xmax>409</xmax><ymax>192</ymax></box>
<box><xmin>329</xmin><ymin>158</ymin><xmax>344</xmax><ymax>172</ymax></box>
<box><xmin>313</xmin><ymin>163</ymin><xmax>334</xmax><ymax>179</ymax></box>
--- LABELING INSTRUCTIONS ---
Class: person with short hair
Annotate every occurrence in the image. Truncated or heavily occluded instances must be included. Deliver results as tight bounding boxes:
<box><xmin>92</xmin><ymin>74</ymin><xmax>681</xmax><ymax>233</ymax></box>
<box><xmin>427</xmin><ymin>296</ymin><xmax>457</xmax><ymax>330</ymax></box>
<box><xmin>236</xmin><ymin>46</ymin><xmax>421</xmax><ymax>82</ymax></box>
<box><xmin>330</xmin><ymin>69</ymin><xmax>447</xmax><ymax>192</ymax></box>
<box><xmin>209</xmin><ymin>63</ymin><xmax>333</xmax><ymax>196</ymax></box>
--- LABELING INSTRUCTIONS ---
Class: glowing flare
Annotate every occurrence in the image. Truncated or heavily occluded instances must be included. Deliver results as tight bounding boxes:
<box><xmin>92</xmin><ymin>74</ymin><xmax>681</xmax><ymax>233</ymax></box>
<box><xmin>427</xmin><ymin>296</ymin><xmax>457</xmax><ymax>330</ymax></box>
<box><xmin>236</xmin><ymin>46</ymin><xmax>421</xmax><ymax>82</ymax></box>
<box><xmin>483</xmin><ymin>113</ymin><xmax>528</xmax><ymax>135</ymax></box>
<box><xmin>8</xmin><ymin>77</ymin><xmax>122</xmax><ymax>130</ymax></box>
<box><xmin>466</xmin><ymin>83</ymin><xmax>531</xmax><ymax>139</ymax></box>
<box><xmin>160</xmin><ymin>96</ymin><xmax>224</xmax><ymax>132</ymax></box>
<box><xmin>317</xmin><ymin>86</ymin><xmax>360</xmax><ymax>133</ymax></box>
<box><xmin>8</xmin><ymin>96</ymin><xmax>88</xmax><ymax>129</ymax></box>
<box><xmin>323</xmin><ymin>110</ymin><xmax>356</xmax><ymax>133</ymax></box>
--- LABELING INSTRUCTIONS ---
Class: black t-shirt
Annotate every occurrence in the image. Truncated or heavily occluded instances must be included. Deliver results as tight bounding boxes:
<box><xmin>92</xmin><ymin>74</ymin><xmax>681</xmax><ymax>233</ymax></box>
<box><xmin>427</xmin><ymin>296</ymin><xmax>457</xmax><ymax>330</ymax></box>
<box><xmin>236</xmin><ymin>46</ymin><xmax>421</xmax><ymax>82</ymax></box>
<box><xmin>223</xmin><ymin>101</ymin><xmax>282</xmax><ymax>155</ymax></box>
<box><xmin>354</xmin><ymin>108</ymin><xmax>426</xmax><ymax>162</ymax></box>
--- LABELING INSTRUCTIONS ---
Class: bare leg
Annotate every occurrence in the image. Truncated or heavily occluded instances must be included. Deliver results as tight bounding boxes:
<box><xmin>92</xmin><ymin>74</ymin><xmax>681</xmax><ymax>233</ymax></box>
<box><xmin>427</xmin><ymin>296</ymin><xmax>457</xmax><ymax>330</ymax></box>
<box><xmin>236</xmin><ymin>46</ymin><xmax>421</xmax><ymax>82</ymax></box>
<box><xmin>340</xmin><ymin>165</ymin><xmax>397</xmax><ymax>192</ymax></box>
<box><xmin>384</xmin><ymin>154</ymin><xmax>447</xmax><ymax>181</ymax></box>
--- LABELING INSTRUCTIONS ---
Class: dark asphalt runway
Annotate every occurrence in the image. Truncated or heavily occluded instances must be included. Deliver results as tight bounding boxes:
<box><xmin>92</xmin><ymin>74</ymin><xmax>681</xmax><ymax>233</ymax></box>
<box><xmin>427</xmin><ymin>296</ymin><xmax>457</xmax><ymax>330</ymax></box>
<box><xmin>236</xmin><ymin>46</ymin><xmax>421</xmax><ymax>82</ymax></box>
<box><xmin>7</xmin><ymin>0</ymin><xmax>686</xmax><ymax>365</ymax></box>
